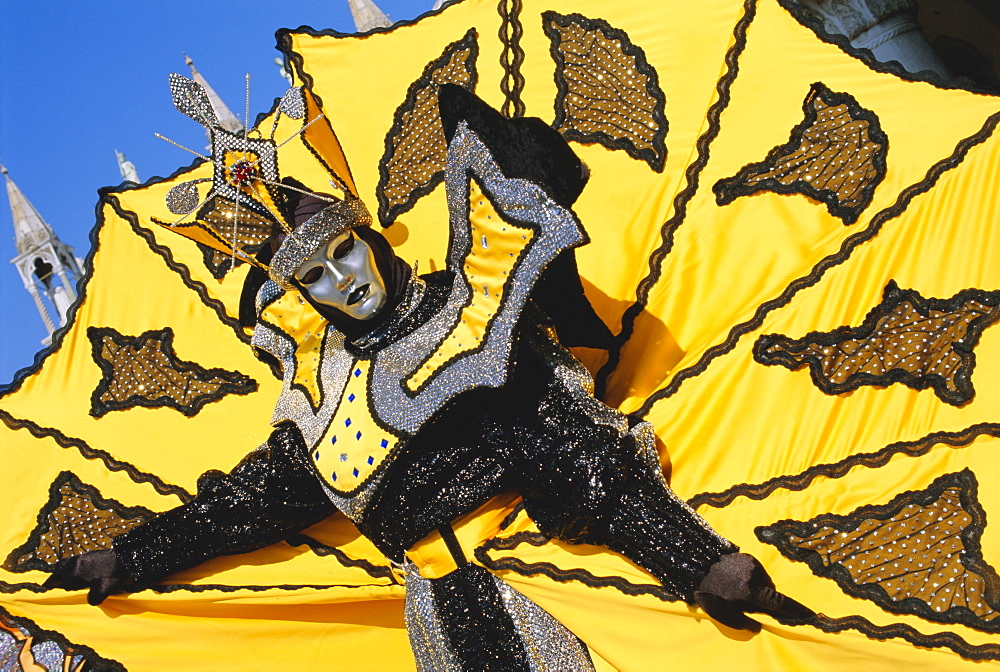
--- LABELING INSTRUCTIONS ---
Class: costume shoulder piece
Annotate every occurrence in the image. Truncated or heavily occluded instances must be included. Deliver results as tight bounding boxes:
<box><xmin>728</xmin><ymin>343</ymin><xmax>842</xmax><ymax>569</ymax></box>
<box><xmin>368</xmin><ymin>116</ymin><xmax>587</xmax><ymax>437</ymax></box>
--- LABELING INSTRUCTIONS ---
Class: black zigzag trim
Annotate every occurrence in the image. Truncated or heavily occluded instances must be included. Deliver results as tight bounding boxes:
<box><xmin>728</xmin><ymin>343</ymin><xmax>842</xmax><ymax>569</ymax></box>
<box><xmin>285</xmin><ymin>533</ymin><xmax>399</xmax><ymax>583</ymax></box>
<box><xmin>498</xmin><ymin>0</ymin><xmax>526</xmax><ymax>118</ymax></box>
<box><xmin>713</xmin><ymin>82</ymin><xmax>888</xmax><ymax>225</ymax></box>
<box><xmin>105</xmin><ymin>194</ymin><xmax>251</xmax><ymax>345</ymax></box>
<box><xmin>594</xmin><ymin>0</ymin><xmax>757</xmax><ymax>398</ymax></box>
<box><xmin>688</xmin><ymin>422</ymin><xmax>1000</xmax><ymax>510</ymax></box>
<box><xmin>637</xmin><ymin>109</ymin><xmax>1000</xmax><ymax>418</ymax></box>
<box><xmin>757</xmin><ymin>469</ymin><xmax>1000</xmax><ymax>633</ymax></box>
<box><xmin>274</xmin><ymin>0</ymin><xmax>469</xmax><ymax>106</ymax></box>
<box><xmin>754</xmin><ymin>281</ymin><xmax>1000</xmax><ymax>406</ymax></box>
<box><xmin>811</xmin><ymin>613</ymin><xmax>1000</xmax><ymax>662</ymax></box>
<box><xmin>0</xmin><ymin>578</ymin><xmax>395</xmax><ymax>595</ymax></box>
<box><xmin>87</xmin><ymin>326</ymin><xmax>257</xmax><ymax>418</ymax></box>
<box><xmin>475</xmin><ymin>531</ymin><xmax>683</xmax><ymax>602</ymax></box>
<box><xmin>374</xmin><ymin>28</ymin><xmax>479</xmax><ymax>227</ymax></box>
<box><xmin>0</xmin><ymin>408</ymin><xmax>193</xmax><ymax>503</ymax></box>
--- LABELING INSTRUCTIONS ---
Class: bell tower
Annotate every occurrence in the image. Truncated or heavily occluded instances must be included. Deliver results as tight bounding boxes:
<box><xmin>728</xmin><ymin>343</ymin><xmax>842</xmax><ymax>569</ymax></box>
<box><xmin>3</xmin><ymin>164</ymin><xmax>83</xmax><ymax>344</ymax></box>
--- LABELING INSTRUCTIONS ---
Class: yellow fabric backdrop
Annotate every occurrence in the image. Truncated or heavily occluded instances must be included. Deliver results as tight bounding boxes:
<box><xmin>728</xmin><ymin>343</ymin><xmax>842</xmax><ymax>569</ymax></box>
<box><xmin>3</xmin><ymin>0</ymin><xmax>1000</xmax><ymax>669</ymax></box>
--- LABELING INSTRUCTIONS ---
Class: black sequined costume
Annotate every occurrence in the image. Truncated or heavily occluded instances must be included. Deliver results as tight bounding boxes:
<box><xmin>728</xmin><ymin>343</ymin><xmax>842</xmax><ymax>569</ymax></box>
<box><xmin>108</xmin><ymin>86</ymin><xmax>738</xmax><ymax>670</ymax></box>
<box><xmin>112</xmin><ymin>279</ymin><xmax>734</xmax><ymax>670</ymax></box>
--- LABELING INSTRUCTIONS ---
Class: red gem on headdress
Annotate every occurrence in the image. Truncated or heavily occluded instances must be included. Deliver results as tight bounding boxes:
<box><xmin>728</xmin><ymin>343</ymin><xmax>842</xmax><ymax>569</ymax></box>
<box><xmin>228</xmin><ymin>160</ymin><xmax>256</xmax><ymax>186</ymax></box>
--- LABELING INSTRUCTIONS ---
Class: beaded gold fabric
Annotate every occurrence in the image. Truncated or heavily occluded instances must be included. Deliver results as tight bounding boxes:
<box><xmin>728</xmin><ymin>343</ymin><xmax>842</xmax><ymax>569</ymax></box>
<box><xmin>758</xmin><ymin>469</ymin><xmax>1000</xmax><ymax>632</ymax></box>
<box><xmin>714</xmin><ymin>82</ymin><xmax>888</xmax><ymax>224</ymax></box>
<box><xmin>192</xmin><ymin>199</ymin><xmax>274</xmax><ymax>275</ymax></box>
<box><xmin>375</xmin><ymin>28</ymin><xmax>478</xmax><ymax>226</ymax></box>
<box><xmin>5</xmin><ymin>472</ymin><xmax>152</xmax><ymax>572</ymax></box>
<box><xmin>754</xmin><ymin>281</ymin><xmax>1000</xmax><ymax>406</ymax></box>
<box><xmin>87</xmin><ymin>326</ymin><xmax>257</xmax><ymax>417</ymax></box>
<box><xmin>544</xmin><ymin>11</ymin><xmax>667</xmax><ymax>172</ymax></box>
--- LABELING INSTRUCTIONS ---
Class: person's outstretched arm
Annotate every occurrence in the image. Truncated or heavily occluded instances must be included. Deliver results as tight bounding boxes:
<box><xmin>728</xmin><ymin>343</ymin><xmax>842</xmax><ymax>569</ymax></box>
<box><xmin>45</xmin><ymin>422</ymin><xmax>336</xmax><ymax>604</ymax></box>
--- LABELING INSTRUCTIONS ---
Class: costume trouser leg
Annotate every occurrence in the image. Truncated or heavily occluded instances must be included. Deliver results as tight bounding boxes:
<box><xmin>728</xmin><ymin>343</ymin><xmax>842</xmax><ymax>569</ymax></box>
<box><xmin>405</xmin><ymin>562</ymin><xmax>595</xmax><ymax>672</ymax></box>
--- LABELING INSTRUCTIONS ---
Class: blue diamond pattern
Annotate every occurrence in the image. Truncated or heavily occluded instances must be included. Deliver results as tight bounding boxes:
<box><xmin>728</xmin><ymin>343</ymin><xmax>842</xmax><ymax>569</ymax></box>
<box><xmin>348</xmin><ymin>393</ymin><xmax>356</xmax><ymax>402</ymax></box>
<box><xmin>345</xmin><ymin>418</ymin><xmax>352</xmax><ymax>427</ymax></box>
<box><xmin>356</xmin><ymin>431</ymin><xmax>362</xmax><ymax>440</ymax></box>
<box><xmin>330</xmin><ymin>436</ymin><xmax>337</xmax><ymax>445</ymax></box>
<box><xmin>354</xmin><ymin>369</ymin><xmax>362</xmax><ymax>377</ymax></box>
<box><xmin>367</xmin><ymin>456</ymin><xmax>374</xmax><ymax>465</ymax></box>
<box><xmin>352</xmin><ymin>468</ymin><xmax>359</xmax><ymax>477</ymax></box>
<box><xmin>331</xmin><ymin>472</ymin><xmax>337</xmax><ymax>481</ymax></box>
<box><xmin>380</xmin><ymin>439</ymin><xmax>388</xmax><ymax>448</ymax></box>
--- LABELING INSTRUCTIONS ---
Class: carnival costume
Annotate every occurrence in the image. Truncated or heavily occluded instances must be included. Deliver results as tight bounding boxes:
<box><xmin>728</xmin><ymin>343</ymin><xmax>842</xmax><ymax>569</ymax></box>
<box><xmin>46</xmin><ymin>85</ymin><xmax>809</xmax><ymax>669</ymax></box>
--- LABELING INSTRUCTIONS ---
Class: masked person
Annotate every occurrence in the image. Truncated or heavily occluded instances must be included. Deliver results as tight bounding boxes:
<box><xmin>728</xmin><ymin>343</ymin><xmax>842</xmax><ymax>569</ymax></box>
<box><xmin>46</xmin><ymin>85</ymin><xmax>812</xmax><ymax>670</ymax></box>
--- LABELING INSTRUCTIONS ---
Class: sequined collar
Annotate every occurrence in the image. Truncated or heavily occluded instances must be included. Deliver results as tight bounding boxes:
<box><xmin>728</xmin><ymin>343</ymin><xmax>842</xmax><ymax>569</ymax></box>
<box><xmin>346</xmin><ymin>271</ymin><xmax>452</xmax><ymax>358</ymax></box>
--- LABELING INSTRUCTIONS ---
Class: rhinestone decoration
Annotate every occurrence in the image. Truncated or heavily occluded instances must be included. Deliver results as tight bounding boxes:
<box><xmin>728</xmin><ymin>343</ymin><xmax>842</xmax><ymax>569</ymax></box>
<box><xmin>209</xmin><ymin>130</ymin><xmax>281</xmax><ymax>221</ymax></box>
<box><xmin>87</xmin><ymin>326</ymin><xmax>257</xmax><ymax>418</ymax></box>
<box><xmin>166</xmin><ymin>179</ymin><xmax>210</xmax><ymax>215</ymax></box>
<box><xmin>269</xmin><ymin>198</ymin><xmax>373</xmax><ymax>289</ymax></box>
<box><xmin>227</xmin><ymin>160</ymin><xmax>256</xmax><ymax>186</ymax></box>
<box><xmin>4</xmin><ymin>472</ymin><xmax>153</xmax><ymax>571</ymax></box>
<box><xmin>758</xmin><ymin>469</ymin><xmax>1000</xmax><ymax>631</ymax></box>
<box><xmin>544</xmin><ymin>11</ymin><xmax>667</xmax><ymax>172</ymax></box>
<box><xmin>376</xmin><ymin>28</ymin><xmax>478</xmax><ymax>227</ymax></box>
<box><xmin>714</xmin><ymin>82</ymin><xmax>888</xmax><ymax>225</ymax></box>
<box><xmin>755</xmin><ymin>281</ymin><xmax>1000</xmax><ymax>406</ymax></box>
<box><xmin>494</xmin><ymin>575</ymin><xmax>596</xmax><ymax>671</ymax></box>
<box><xmin>278</xmin><ymin>86</ymin><xmax>305</xmax><ymax>120</ymax></box>
<box><xmin>168</xmin><ymin>73</ymin><xmax>219</xmax><ymax>128</ymax></box>
<box><xmin>313</xmin><ymin>357</ymin><xmax>401</xmax><ymax>494</ymax></box>
<box><xmin>370</xmin><ymin>120</ymin><xmax>586</xmax><ymax>435</ymax></box>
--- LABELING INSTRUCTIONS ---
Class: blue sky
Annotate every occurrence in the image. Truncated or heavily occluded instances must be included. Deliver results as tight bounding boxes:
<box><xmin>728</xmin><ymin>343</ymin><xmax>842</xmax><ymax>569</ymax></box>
<box><xmin>0</xmin><ymin>0</ymin><xmax>437</xmax><ymax>385</ymax></box>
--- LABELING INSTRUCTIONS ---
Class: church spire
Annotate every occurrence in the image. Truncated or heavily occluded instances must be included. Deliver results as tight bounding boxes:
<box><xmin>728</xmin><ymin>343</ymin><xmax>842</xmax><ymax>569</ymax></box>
<box><xmin>115</xmin><ymin>150</ymin><xmax>140</xmax><ymax>183</ymax></box>
<box><xmin>347</xmin><ymin>0</ymin><xmax>392</xmax><ymax>32</ymax></box>
<box><xmin>3</xmin><ymin>164</ymin><xmax>83</xmax><ymax>343</ymax></box>
<box><xmin>183</xmin><ymin>54</ymin><xmax>244</xmax><ymax>134</ymax></box>
<box><xmin>3</xmin><ymin>163</ymin><xmax>54</xmax><ymax>256</ymax></box>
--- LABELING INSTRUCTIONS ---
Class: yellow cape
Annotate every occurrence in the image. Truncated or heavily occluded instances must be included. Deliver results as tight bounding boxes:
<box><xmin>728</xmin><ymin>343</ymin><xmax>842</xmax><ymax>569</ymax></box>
<box><xmin>4</xmin><ymin>0</ymin><xmax>1000</xmax><ymax>669</ymax></box>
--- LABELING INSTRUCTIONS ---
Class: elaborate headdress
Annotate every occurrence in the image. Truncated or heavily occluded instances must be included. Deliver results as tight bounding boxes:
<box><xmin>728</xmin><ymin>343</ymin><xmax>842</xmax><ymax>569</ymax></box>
<box><xmin>155</xmin><ymin>73</ymin><xmax>370</xmax><ymax>289</ymax></box>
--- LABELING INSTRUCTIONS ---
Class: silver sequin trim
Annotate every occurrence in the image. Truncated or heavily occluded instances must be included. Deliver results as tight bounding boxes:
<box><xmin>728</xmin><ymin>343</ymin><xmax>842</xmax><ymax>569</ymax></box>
<box><xmin>269</xmin><ymin>199</ymin><xmax>373</xmax><ymax>289</ymax></box>
<box><xmin>404</xmin><ymin>564</ymin><xmax>463</xmax><ymax>672</ymax></box>
<box><xmin>494</xmin><ymin>576</ymin><xmax>596</xmax><ymax>672</ymax></box>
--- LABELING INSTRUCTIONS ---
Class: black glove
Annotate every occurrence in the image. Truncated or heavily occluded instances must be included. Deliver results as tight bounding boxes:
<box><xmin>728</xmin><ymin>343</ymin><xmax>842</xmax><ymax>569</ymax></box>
<box><xmin>693</xmin><ymin>552</ymin><xmax>815</xmax><ymax>632</ymax></box>
<box><xmin>42</xmin><ymin>549</ymin><xmax>126</xmax><ymax>606</ymax></box>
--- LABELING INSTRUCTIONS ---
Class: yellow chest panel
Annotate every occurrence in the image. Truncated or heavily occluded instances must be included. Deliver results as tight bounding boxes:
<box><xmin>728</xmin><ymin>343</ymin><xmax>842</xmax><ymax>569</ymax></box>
<box><xmin>312</xmin><ymin>358</ymin><xmax>401</xmax><ymax>493</ymax></box>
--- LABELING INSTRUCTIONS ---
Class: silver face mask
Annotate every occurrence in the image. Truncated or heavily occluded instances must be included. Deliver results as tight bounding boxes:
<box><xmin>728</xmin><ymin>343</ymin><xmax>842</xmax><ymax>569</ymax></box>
<box><xmin>293</xmin><ymin>230</ymin><xmax>388</xmax><ymax>320</ymax></box>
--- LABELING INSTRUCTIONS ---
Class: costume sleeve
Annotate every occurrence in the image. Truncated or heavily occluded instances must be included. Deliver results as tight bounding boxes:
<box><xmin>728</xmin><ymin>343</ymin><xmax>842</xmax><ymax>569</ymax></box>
<box><xmin>112</xmin><ymin>422</ymin><xmax>336</xmax><ymax>587</ymax></box>
<box><xmin>513</xmin><ymin>322</ymin><xmax>737</xmax><ymax>600</ymax></box>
